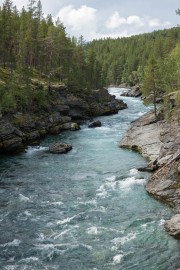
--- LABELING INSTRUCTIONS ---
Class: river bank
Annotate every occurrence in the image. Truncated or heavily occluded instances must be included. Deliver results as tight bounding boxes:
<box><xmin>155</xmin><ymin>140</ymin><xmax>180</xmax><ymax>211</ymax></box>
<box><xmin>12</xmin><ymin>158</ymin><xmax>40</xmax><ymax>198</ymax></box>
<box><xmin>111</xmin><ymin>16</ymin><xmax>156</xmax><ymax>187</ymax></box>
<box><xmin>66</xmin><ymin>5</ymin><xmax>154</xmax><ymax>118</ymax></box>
<box><xmin>0</xmin><ymin>86</ymin><xmax>127</xmax><ymax>154</ymax></box>
<box><xmin>120</xmin><ymin>108</ymin><xmax>180</xmax><ymax>238</ymax></box>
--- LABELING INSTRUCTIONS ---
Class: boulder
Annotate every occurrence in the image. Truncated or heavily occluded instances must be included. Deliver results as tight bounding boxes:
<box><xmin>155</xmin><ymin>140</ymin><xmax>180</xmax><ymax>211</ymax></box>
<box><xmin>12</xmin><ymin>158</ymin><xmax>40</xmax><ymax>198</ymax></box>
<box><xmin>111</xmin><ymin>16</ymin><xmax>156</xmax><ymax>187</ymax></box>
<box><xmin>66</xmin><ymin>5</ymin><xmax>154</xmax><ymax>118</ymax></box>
<box><xmin>121</xmin><ymin>85</ymin><xmax>142</xmax><ymax>97</ymax></box>
<box><xmin>49</xmin><ymin>143</ymin><xmax>72</xmax><ymax>154</ymax></box>
<box><xmin>88</xmin><ymin>120</ymin><xmax>102</xmax><ymax>128</ymax></box>
<box><xmin>60</xmin><ymin>122</ymin><xmax>80</xmax><ymax>131</ymax></box>
<box><xmin>164</xmin><ymin>214</ymin><xmax>180</xmax><ymax>239</ymax></box>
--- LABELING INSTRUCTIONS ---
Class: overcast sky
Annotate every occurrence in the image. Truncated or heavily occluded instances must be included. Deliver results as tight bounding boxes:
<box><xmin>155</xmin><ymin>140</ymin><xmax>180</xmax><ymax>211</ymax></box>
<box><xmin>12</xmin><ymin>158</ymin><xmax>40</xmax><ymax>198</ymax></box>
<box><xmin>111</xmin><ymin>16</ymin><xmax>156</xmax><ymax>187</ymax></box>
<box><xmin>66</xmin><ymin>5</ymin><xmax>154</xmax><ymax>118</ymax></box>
<box><xmin>0</xmin><ymin>0</ymin><xmax>179</xmax><ymax>40</ymax></box>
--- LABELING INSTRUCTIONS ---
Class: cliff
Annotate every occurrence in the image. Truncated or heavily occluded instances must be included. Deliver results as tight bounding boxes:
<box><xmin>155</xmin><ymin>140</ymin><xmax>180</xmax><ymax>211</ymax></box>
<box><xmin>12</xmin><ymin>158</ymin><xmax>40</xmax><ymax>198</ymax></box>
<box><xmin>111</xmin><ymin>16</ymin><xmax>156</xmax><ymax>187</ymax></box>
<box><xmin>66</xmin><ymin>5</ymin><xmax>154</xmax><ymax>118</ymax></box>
<box><xmin>120</xmin><ymin>109</ymin><xmax>180</xmax><ymax>238</ymax></box>
<box><xmin>0</xmin><ymin>86</ymin><xmax>127</xmax><ymax>154</ymax></box>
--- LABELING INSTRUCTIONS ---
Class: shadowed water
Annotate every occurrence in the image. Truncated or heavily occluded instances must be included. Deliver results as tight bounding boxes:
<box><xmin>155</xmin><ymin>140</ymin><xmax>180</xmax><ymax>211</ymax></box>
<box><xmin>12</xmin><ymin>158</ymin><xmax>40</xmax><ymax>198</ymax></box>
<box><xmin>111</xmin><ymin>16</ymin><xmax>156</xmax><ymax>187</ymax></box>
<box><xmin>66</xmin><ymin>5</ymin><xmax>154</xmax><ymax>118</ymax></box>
<box><xmin>0</xmin><ymin>88</ymin><xmax>179</xmax><ymax>270</ymax></box>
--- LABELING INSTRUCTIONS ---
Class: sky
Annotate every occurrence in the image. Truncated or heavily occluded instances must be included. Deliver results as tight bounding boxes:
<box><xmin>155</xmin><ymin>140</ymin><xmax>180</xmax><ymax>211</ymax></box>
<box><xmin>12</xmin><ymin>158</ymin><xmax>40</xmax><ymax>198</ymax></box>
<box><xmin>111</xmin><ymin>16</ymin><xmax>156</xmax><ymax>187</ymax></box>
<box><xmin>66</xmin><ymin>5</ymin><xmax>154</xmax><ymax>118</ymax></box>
<box><xmin>0</xmin><ymin>0</ymin><xmax>180</xmax><ymax>41</ymax></box>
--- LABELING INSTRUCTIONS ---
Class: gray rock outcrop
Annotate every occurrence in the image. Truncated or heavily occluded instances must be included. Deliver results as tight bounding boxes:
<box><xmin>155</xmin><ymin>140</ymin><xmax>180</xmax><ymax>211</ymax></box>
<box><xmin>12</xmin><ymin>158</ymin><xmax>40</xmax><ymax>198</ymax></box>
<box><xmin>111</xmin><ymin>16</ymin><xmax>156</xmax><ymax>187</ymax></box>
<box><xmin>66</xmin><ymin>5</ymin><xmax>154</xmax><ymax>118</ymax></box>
<box><xmin>119</xmin><ymin>111</ymin><xmax>165</xmax><ymax>162</ymax></box>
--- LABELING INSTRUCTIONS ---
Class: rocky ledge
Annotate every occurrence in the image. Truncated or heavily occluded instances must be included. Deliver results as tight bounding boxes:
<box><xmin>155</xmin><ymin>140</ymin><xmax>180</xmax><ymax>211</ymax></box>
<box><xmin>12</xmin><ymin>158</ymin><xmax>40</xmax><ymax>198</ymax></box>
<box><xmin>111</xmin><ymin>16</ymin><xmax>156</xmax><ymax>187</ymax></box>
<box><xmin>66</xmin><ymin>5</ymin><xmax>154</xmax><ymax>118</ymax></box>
<box><xmin>120</xmin><ymin>109</ymin><xmax>180</xmax><ymax>238</ymax></box>
<box><xmin>0</xmin><ymin>86</ymin><xmax>127</xmax><ymax>154</ymax></box>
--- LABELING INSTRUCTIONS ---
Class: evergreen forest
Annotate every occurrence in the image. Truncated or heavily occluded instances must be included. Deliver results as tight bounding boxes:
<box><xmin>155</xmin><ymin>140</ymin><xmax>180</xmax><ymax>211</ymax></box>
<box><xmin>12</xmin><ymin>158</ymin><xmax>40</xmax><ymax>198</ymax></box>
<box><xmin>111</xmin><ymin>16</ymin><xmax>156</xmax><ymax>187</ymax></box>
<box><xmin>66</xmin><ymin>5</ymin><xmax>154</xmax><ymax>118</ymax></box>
<box><xmin>0</xmin><ymin>0</ymin><xmax>180</xmax><ymax>116</ymax></box>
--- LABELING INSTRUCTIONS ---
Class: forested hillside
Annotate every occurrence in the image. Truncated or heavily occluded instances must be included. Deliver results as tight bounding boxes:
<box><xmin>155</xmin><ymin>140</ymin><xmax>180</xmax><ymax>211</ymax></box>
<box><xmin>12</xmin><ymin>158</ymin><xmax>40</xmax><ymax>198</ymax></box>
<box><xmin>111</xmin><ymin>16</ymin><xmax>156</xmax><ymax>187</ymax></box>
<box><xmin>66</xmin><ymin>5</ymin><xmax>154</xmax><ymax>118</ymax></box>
<box><xmin>0</xmin><ymin>0</ymin><xmax>180</xmax><ymax>118</ymax></box>
<box><xmin>90</xmin><ymin>28</ymin><xmax>180</xmax><ymax>87</ymax></box>
<box><xmin>0</xmin><ymin>0</ymin><xmax>102</xmax><ymax>114</ymax></box>
<box><xmin>90</xmin><ymin>26</ymin><xmax>180</xmax><ymax>118</ymax></box>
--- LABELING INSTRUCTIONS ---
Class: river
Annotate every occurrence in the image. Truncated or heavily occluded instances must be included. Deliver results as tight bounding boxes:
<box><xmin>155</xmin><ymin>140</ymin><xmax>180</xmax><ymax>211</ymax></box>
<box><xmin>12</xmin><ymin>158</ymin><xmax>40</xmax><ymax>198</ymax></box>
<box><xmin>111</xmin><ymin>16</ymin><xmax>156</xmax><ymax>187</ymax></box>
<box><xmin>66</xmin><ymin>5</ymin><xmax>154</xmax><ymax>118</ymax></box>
<box><xmin>0</xmin><ymin>88</ymin><xmax>179</xmax><ymax>270</ymax></box>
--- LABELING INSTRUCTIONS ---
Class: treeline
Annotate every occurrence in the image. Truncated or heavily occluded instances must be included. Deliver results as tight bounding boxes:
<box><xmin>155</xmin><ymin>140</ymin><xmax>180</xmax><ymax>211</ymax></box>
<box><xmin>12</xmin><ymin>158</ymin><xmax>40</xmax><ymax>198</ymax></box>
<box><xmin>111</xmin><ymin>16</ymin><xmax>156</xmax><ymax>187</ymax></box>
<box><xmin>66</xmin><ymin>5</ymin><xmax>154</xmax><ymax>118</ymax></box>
<box><xmin>0</xmin><ymin>0</ymin><xmax>103</xmax><ymax>113</ymax></box>
<box><xmin>89</xmin><ymin>27</ymin><xmax>180</xmax><ymax>118</ymax></box>
<box><xmin>90</xmin><ymin>28</ymin><xmax>180</xmax><ymax>87</ymax></box>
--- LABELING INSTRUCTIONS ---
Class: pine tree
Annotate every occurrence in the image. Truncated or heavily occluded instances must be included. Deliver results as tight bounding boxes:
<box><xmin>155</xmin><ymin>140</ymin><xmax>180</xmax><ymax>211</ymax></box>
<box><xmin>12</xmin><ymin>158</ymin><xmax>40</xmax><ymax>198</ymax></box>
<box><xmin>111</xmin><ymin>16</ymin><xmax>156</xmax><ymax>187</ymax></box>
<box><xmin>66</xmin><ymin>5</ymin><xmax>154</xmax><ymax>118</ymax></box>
<box><xmin>142</xmin><ymin>58</ymin><xmax>160</xmax><ymax>119</ymax></box>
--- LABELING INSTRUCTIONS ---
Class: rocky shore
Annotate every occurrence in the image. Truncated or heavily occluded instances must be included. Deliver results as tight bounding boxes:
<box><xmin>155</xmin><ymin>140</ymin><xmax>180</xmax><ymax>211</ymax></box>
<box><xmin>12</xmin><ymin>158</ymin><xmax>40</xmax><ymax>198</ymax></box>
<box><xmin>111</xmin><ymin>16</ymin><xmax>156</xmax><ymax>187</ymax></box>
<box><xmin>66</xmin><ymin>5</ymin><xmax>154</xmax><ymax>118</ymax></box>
<box><xmin>0</xmin><ymin>86</ymin><xmax>127</xmax><ymax>154</ymax></box>
<box><xmin>120</xmin><ymin>109</ymin><xmax>180</xmax><ymax>238</ymax></box>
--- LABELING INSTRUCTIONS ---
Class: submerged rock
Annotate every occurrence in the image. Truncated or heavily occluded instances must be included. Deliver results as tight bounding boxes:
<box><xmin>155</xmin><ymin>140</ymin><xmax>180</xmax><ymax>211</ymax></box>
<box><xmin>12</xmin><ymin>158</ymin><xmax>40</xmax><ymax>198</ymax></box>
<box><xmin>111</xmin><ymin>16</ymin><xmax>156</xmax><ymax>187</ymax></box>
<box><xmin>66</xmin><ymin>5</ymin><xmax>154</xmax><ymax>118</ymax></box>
<box><xmin>164</xmin><ymin>214</ymin><xmax>180</xmax><ymax>239</ymax></box>
<box><xmin>88</xmin><ymin>120</ymin><xmax>101</xmax><ymax>128</ymax></box>
<box><xmin>49</xmin><ymin>143</ymin><xmax>72</xmax><ymax>154</ymax></box>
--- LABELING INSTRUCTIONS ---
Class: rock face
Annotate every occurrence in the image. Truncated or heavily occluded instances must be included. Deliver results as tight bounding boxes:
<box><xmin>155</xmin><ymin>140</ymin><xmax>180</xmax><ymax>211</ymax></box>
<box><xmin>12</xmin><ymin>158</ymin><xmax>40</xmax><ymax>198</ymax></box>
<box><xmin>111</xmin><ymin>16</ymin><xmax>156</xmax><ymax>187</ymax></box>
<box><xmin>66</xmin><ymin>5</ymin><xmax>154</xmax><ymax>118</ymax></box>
<box><xmin>88</xmin><ymin>120</ymin><xmax>101</xmax><ymax>128</ymax></box>
<box><xmin>0</xmin><ymin>118</ymin><xmax>25</xmax><ymax>153</ymax></box>
<box><xmin>121</xmin><ymin>85</ymin><xmax>142</xmax><ymax>97</ymax></box>
<box><xmin>164</xmin><ymin>214</ymin><xmax>180</xmax><ymax>239</ymax></box>
<box><xmin>0</xmin><ymin>86</ymin><xmax>127</xmax><ymax>154</ymax></box>
<box><xmin>119</xmin><ymin>109</ymin><xmax>180</xmax><ymax>238</ymax></box>
<box><xmin>120</xmin><ymin>111</ymin><xmax>166</xmax><ymax>162</ymax></box>
<box><xmin>49</xmin><ymin>143</ymin><xmax>72</xmax><ymax>154</ymax></box>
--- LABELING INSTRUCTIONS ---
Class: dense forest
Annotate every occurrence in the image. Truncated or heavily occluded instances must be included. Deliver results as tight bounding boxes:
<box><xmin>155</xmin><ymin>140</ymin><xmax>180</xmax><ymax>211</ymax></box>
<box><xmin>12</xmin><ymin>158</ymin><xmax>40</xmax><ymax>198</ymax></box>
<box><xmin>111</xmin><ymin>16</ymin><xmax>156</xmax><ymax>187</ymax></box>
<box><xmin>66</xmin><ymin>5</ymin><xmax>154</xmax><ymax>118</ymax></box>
<box><xmin>0</xmin><ymin>0</ymin><xmax>179</xmax><ymax>117</ymax></box>
<box><xmin>89</xmin><ymin>27</ymin><xmax>180</xmax><ymax>118</ymax></box>
<box><xmin>0</xmin><ymin>0</ymin><xmax>102</xmax><ymax>114</ymax></box>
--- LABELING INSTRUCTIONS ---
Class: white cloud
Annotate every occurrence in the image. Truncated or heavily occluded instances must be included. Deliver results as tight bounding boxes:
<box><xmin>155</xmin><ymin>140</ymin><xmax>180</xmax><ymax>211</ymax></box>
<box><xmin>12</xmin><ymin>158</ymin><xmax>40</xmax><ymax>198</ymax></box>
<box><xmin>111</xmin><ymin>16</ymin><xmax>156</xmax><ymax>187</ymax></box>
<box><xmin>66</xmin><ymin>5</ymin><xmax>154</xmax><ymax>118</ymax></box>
<box><xmin>105</xmin><ymin>12</ymin><xmax>126</xmax><ymax>29</ymax></box>
<box><xmin>127</xmin><ymin>15</ymin><xmax>144</xmax><ymax>26</ymax></box>
<box><xmin>56</xmin><ymin>5</ymin><xmax>97</xmax><ymax>38</ymax></box>
<box><xmin>149</xmin><ymin>18</ymin><xmax>161</xmax><ymax>27</ymax></box>
<box><xmin>105</xmin><ymin>12</ymin><xmax>172</xmax><ymax>34</ymax></box>
<box><xmin>106</xmin><ymin>12</ymin><xmax>144</xmax><ymax>29</ymax></box>
<box><xmin>148</xmin><ymin>18</ymin><xmax>171</xmax><ymax>28</ymax></box>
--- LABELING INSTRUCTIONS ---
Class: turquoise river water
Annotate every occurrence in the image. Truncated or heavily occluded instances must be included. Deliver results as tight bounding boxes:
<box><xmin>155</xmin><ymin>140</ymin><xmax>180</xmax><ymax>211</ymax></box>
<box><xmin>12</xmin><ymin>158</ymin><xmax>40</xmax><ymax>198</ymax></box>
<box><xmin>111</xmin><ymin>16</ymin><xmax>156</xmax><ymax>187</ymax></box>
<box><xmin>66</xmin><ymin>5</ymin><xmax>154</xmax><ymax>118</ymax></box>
<box><xmin>0</xmin><ymin>88</ymin><xmax>180</xmax><ymax>270</ymax></box>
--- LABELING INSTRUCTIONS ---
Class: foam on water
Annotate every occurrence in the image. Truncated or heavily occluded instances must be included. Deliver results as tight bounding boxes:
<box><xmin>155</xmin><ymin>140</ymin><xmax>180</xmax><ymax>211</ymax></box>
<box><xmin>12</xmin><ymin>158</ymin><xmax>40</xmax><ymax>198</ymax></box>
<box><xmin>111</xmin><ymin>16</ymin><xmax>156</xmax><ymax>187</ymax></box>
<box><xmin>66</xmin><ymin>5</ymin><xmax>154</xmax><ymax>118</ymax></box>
<box><xmin>119</xmin><ymin>177</ymin><xmax>145</xmax><ymax>190</ymax></box>
<box><xmin>129</xmin><ymin>168</ymin><xmax>139</xmax><ymax>176</ymax></box>
<box><xmin>159</xmin><ymin>219</ymin><xmax>165</xmax><ymax>226</ymax></box>
<box><xmin>78</xmin><ymin>199</ymin><xmax>97</xmax><ymax>206</ymax></box>
<box><xmin>90</xmin><ymin>206</ymin><xmax>106</xmax><ymax>213</ymax></box>
<box><xmin>96</xmin><ymin>185</ymin><xmax>108</xmax><ymax>198</ymax></box>
<box><xmin>50</xmin><ymin>201</ymin><xmax>64</xmax><ymax>206</ymax></box>
<box><xmin>0</xmin><ymin>239</ymin><xmax>21</xmax><ymax>247</ymax></box>
<box><xmin>113</xmin><ymin>254</ymin><xmax>124</xmax><ymax>265</ymax></box>
<box><xmin>140</xmin><ymin>220</ymin><xmax>156</xmax><ymax>230</ymax></box>
<box><xmin>106</xmin><ymin>175</ymin><xmax>116</xmax><ymax>182</ymax></box>
<box><xmin>96</xmin><ymin>177</ymin><xmax>117</xmax><ymax>198</ymax></box>
<box><xmin>4</xmin><ymin>266</ymin><xmax>18</xmax><ymax>270</ymax></box>
<box><xmin>87</xmin><ymin>226</ymin><xmax>98</xmax><ymax>235</ymax></box>
<box><xmin>24</xmin><ymin>210</ymin><xmax>32</xmax><ymax>216</ymax></box>
<box><xmin>19</xmin><ymin>194</ymin><xmax>30</xmax><ymax>202</ymax></box>
<box><xmin>97</xmin><ymin>126</ymin><xmax>111</xmax><ymax>132</ymax></box>
<box><xmin>41</xmin><ymin>201</ymin><xmax>64</xmax><ymax>208</ymax></box>
<box><xmin>53</xmin><ymin>228</ymin><xmax>72</xmax><ymax>239</ymax></box>
<box><xmin>111</xmin><ymin>232</ymin><xmax>137</xmax><ymax>251</ymax></box>
<box><xmin>56</xmin><ymin>213</ymin><xmax>84</xmax><ymax>225</ymax></box>
<box><xmin>18</xmin><ymin>257</ymin><xmax>39</xmax><ymax>263</ymax></box>
<box><xmin>25</xmin><ymin>146</ymin><xmax>48</xmax><ymax>155</ymax></box>
<box><xmin>137</xmin><ymin>111</ymin><xmax>145</xmax><ymax>117</ymax></box>
<box><xmin>106</xmin><ymin>182</ymin><xmax>116</xmax><ymax>190</ymax></box>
